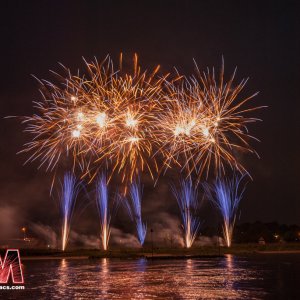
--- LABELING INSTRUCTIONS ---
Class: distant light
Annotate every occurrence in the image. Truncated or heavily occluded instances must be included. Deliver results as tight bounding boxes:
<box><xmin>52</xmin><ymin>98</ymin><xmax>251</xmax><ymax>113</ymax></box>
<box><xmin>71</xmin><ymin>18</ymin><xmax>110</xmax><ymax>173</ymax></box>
<box><xmin>202</xmin><ymin>126</ymin><xmax>209</xmax><ymax>137</ymax></box>
<box><xmin>189</xmin><ymin>119</ymin><xmax>196</xmax><ymax>127</ymax></box>
<box><xmin>174</xmin><ymin>125</ymin><xmax>185</xmax><ymax>136</ymax></box>
<box><xmin>125</xmin><ymin>112</ymin><xmax>138</xmax><ymax>128</ymax></box>
<box><xmin>96</xmin><ymin>112</ymin><xmax>107</xmax><ymax>128</ymax></box>
<box><xmin>71</xmin><ymin>96</ymin><xmax>77</xmax><ymax>102</ymax></box>
<box><xmin>185</xmin><ymin>119</ymin><xmax>195</xmax><ymax>136</ymax></box>
<box><xmin>77</xmin><ymin>112</ymin><xmax>85</xmax><ymax>122</ymax></box>
<box><xmin>128</xmin><ymin>136</ymin><xmax>140</xmax><ymax>143</ymax></box>
<box><xmin>72</xmin><ymin>130</ymin><xmax>81</xmax><ymax>138</ymax></box>
<box><xmin>174</xmin><ymin>119</ymin><xmax>195</xmax><ymax>137</ymax></box>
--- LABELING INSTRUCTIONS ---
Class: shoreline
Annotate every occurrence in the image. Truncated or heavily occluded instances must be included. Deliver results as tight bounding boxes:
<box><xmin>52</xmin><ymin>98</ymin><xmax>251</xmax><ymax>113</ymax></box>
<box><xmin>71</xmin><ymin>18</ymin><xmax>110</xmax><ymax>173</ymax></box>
<box><xmin>256</xmin><ymin>250</ymin><xmax>300</xmax><ymax>254</ymax></box>
<box><xmin>19</xmin><ymin>249</ymin><xmax>300</xmax><ymax>260</ymax></box>
<box><xmin>3</xmin><ymin>243</ymin><xmax>299</xmax><ymax>261</ymax></box>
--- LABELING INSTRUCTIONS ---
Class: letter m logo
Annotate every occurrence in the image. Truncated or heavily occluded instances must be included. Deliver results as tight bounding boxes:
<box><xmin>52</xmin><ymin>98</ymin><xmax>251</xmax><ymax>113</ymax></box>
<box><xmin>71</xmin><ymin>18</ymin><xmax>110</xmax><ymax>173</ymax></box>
<box><xmin>0</xmin><ymin>249</ymin><xmax>24</xmax><ymax>284</ymax></box>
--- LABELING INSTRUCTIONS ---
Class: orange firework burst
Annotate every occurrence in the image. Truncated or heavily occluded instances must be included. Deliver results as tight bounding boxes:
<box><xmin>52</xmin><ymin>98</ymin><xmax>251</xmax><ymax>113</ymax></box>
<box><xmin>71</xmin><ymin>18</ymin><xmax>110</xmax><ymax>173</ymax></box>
<box><xmin>20</xmin><ymin>56</ymin><xmax>114</xmax><ymax>175</ymax></box>
<box><xmin>18</xmin><ymin>55</ymin><xmax>263</xmax><ymax>187</ymax></box>
<box><xmin>81</xmin><ymin>54</ymin><xmax>167</xmax><ymax>185</ymax></box>
<box><xmin>155</xmin><ymin>60</ymin><xmax>263</xmax><ymax>179</ymax></box>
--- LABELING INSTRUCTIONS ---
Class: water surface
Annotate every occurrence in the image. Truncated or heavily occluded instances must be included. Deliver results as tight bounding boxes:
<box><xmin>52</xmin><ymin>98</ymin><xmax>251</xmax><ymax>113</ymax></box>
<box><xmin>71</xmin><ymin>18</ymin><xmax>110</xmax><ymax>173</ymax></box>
<box><xmin>3</xmin><ymin>254</ymin><xmax>300</xmax><ymax>299</ymax></box>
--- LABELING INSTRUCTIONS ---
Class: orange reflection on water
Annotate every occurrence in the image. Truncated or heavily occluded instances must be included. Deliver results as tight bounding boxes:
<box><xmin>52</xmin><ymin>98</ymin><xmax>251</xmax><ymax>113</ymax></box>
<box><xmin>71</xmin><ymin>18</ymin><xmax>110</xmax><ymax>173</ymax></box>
<box><xmin>24</xmin><ymin>256</ymin><xmax>270</xmax><ymax>299</ymax></box>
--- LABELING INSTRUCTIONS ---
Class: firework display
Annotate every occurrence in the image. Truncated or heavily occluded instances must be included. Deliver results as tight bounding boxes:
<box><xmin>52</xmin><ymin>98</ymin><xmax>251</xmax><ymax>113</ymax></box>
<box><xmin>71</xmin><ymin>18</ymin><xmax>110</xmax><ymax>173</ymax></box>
<box><xmin>60</xmin><ymin>172</ymin><xmax>80</xmax><ymax>251</ymax></box>
<box><xmin>20</xmin><ymin>55</ymin><xmax>261</xmax><ymax>184</ymax></box>
<box><xmin>124</xmin><ymin>177</ymin><xmax>147</xmax><ymax>246</ymax></box>
<box><xmin>96</xmin><ymin>173</ymin><xmax>111</xmax><ymax>250</ymax></box>
<box><xmin>203</xmin><ymin>174</ymin><xmax>246</xmax><ymax>247</ymax></box>
<box><xmin>18</xmin><ymin>54</ymin><xmax>262</xmax><ymax>248</ymax></box>
<box><xmin>171</xmin><ymin>178</ymin><xmax>201</xmax><ymax>248</ymax></box>
<box><xmin>156</xmin><ymin>63</ymin><xmax>261</xmax><ymax>179</ymax></box>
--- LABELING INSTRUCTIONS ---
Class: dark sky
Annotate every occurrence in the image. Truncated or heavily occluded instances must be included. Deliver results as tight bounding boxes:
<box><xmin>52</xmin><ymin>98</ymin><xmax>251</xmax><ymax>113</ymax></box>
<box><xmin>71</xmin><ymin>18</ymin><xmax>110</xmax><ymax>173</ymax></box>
<box><xmin>0</xmin><ymin>1</ymin><xmax>299</xmax><ymax>245</ymax></box>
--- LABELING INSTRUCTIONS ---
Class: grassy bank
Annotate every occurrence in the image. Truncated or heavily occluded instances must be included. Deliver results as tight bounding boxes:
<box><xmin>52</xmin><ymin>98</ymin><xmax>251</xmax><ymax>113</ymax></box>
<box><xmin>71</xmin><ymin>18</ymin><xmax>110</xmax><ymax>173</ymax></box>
<box><xmin>3</xmin><ymin>243</ymin><xmax>299</xmax><ymax>259</ymax></box>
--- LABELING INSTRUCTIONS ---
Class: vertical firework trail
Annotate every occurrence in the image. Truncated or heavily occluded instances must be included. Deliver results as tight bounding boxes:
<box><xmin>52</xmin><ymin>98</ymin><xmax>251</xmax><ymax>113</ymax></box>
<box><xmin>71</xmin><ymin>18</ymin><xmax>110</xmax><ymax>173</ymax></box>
<box><xmin>125</xmin><ymin>177</ymin><xmax>147</xmax><ymax>246</ymax></box>
<box><xmin>203</xmin><ymin>174</ymin><xmax>246</xmax><ymax>247</ymax></box>
<box><xmin>171</xmin><ymin>178</ymin><xmax>201</xmax><ymax>248</ymax></box>
<box><xmin>60</xmin><ymin>172</ymin><xmax>80</xmax><ymax>251</ymax></box>
<box><xmin>96</xmin><ymin>173</ymin><xmax>111</xmax><ymax>251</ymax></box>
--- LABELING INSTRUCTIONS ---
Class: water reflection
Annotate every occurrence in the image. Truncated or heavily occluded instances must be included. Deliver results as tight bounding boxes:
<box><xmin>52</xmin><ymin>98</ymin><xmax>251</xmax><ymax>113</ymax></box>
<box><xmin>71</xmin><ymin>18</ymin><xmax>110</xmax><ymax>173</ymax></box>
<box><xmin>226</xmin><ymin>254</ymin><xmax>234</xmax><ymax>270</ymax></box>
<box><xmin>57</xmin><ymin>258</ymin><xmax>71</xmax><ymax>299</ymax></box>
<box><xmin>186</xmin><ymin>258</ymin><xmax>193</xmax><ymax>273</ymax></box>
<box><xmin>99</xmin><ymin>258</ymin><xmax>109</xmax><ymax>298</ymax></box>
<box><xmin>223</xmin><ymin>254</ymin><xmax>237</xmax><ymax>297</ymax></box>
<box><xmin>169</xmin><ymin>256</ymin><xmax>242</xmax><ymax>299</ymax></box>
<box><xmin>13</xmin><ymin>255</ymin><xmax>300</xmax><ymax>299</ymax></box>
<box><xmin>58</xmin><ymin>259</ymin><xmax>68</xmax><ymax>281</ymax></box>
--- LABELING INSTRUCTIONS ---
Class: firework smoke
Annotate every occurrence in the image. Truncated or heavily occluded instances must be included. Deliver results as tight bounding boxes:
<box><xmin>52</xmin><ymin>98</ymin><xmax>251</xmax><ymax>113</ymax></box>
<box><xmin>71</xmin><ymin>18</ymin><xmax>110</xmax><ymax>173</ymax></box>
<box><xmin>60</xmin><ymin>172</ymin><xmax>80</xmax><ymax>251</ymax></box>
<box><xmin>96</xmin><ymin>173</ymin><xmax>111</xmax><ymax>250</ymax></box>
<box><xmin>203</xmin><ymin>174</ymin><xmax>246</xmax><ymax>247</ymax></box>
<box><xmin>171</xmin><ymin>178</ymin><xmax>201</xmax><ymax>248</ymax></box>
<box><xmin>124</xmin><ymin>177</ymin><xmax>147</xmax><ymax>246</ymax></box>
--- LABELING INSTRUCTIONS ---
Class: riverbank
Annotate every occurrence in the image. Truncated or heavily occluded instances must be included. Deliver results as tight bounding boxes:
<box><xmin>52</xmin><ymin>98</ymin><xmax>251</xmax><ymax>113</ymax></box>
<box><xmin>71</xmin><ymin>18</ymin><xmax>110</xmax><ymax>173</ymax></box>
<box><xmin>6</xmin><ymin>243</ymin><xmax>300</xmax><ymax>260</ymax></box>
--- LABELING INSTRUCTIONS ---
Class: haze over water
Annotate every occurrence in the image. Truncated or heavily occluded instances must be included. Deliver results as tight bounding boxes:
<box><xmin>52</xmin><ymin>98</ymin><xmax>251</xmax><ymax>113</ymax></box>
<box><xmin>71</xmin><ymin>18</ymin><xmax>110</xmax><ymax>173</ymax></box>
<box><xmin>5</xmin><ymin>254</ymin><xmax>300</xmax><ymax>299</ymax></box>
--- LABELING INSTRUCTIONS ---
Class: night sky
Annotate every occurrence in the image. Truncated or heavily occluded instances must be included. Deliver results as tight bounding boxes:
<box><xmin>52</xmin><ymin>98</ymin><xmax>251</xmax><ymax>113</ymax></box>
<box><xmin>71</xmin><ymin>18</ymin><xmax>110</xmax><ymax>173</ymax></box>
<box><xmin>0</xmin><ymin>1</ymin><xmax>299</xmax><ymax>246</ymax></box>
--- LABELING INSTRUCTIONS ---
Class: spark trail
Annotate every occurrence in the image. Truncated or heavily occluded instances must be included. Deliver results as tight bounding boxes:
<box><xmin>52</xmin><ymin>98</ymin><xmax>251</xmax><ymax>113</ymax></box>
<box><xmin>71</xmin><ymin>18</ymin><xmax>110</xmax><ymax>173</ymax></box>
<box><xmin>60</xmin><ymin>172</ymin><xmax>80</xmax><ymax>251</ymax></box>
<box><xmin>96</xmin><ymin>173</ymin><xmax>111</xmax><ymax>251</ymax></box>
<box><xmin>203</xmin><ymin>174</ymin><xmax>246</xmax><ymax>247</ymax></box>
<box><xmin>171</xmin><ymin>177</ymin><xmax>201</xmax><ymax>248</ymax></box>
<box><xmin>124</xmin><ymin>177</ymin><xmax>147</xmax><ymax>246</ymax></box>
